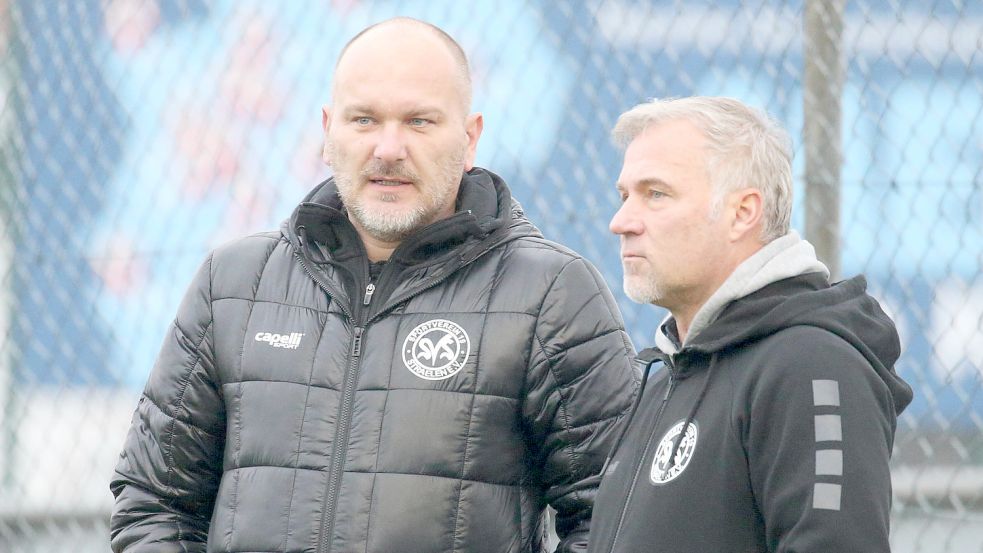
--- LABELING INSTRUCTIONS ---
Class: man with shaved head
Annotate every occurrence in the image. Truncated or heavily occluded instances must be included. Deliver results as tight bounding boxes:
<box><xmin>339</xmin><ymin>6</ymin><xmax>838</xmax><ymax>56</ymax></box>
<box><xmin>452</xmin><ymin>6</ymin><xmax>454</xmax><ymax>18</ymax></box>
<box><xmin>110</xmin><ymin>18</ymin><xmax>637</xmax><ymax>553</ymax></box>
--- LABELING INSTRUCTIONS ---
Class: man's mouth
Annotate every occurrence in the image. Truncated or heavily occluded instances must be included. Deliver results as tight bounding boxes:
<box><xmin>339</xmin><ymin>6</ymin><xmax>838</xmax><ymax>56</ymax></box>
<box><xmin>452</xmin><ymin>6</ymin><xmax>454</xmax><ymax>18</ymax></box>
<box><xmin>368</xmin><ymin>177</ymin><xmax>413</xmax><ymax>187</ymax></box>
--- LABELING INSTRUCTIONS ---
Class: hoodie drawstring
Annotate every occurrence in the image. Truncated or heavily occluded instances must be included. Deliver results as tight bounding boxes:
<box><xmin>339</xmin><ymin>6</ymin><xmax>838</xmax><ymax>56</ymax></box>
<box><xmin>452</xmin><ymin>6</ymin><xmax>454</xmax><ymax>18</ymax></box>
<box><xmin>598</xmin><ymin>348</ymin><xmax>664</xmax><ymax>476</ymax></box>
<box><xmin>664</xmin><ymin>353</ymin><xmax>717</xmax><ymax>473</ymax></box>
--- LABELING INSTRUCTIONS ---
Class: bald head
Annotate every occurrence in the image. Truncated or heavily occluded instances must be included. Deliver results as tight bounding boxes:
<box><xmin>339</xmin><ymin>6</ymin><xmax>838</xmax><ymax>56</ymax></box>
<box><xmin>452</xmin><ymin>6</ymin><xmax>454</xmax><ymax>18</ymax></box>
<box><xmin>320</xmin><ymin>16</ymin><xmax>485</xmax><ymax>255</ymax></box>
<box><xmin>334</xmin><ymin>17</ymin><xmax>473</xmax><ymax>113</ymax></box>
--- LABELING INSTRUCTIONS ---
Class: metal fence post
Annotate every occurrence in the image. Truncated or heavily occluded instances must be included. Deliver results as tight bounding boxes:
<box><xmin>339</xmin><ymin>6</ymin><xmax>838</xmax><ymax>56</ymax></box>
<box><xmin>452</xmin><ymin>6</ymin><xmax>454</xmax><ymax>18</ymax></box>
<box><xmin>803</xmin><ymin>0</ymin><xmax>845</xmax><ymax>279</ymax></box>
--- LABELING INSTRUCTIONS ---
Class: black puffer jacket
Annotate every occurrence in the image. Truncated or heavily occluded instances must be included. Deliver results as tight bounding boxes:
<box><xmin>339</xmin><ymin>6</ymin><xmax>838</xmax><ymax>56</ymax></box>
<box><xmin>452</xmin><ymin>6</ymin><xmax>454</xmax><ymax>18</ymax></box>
<box><xmin>110</xmin><ymin>168</ymin><xmax>638</xmax><ymax>553</ymax></box>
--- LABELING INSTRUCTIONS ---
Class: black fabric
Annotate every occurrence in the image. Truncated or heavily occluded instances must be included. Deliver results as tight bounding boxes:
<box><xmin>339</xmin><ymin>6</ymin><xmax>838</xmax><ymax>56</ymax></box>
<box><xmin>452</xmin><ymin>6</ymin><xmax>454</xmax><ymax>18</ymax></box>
<box><xmin>589</xmin><ymin>273</ymin><xmax>912</xmax><ymax>553</ymax></box>
<box><xmin>110</xmin><ymin>167</ymin><xmax>638</xmax><ymax>553</ymax></box>
<box><xmin>367</xmin><ymin>261</ymin><xmax>385</xmax><ymax>280</ymax></box>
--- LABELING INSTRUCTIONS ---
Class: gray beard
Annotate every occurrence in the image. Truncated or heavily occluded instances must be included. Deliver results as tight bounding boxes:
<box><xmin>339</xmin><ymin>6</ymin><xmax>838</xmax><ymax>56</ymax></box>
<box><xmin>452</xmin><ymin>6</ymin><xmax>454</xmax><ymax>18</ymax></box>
<box><xmin>327</xmin><ymin>142</ymin><xmax>467</xmax><ymax>244</ymax></box>
<box><xmin>343</xmin><ymin>187</ymin><xmax>431</xmax><ymax>243</ymax></box>
<box><xmin>624</xmin><ymin>272</ymin><xmax>665</xmax><ymax>305</ymax></box>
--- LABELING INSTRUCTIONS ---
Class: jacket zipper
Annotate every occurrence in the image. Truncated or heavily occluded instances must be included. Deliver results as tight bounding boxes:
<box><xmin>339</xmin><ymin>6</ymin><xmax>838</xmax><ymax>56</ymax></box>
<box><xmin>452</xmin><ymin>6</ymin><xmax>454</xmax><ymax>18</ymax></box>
<box><xmin>295</xmin><ymin>244</ymin><xmax>495</xmax><ymax>552</ymax></box>
<box><xmin>607</xmin><ymin>365</ymin><xmax>676</xmax><ymax>553</ymax></box>
<box><xmin>295</xmin><ymin>252</ymin><xmax>365</xmax><ymax>553</ymax></box>
<box><xmin>318</xmin><ymin>322</ymin><xmax>364</xmax><ymax>553</ymax></box>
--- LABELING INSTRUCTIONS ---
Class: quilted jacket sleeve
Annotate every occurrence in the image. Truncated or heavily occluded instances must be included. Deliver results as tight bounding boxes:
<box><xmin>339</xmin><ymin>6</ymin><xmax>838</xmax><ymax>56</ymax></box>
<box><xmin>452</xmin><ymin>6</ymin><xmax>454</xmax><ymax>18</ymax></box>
<box><xmin>523</xmin><ymin>257</ymin><xmax>638</xmax><ymax>553</ymax></box>
<box><xmin>109</xmin><ymin>254</ymin><xmax>225</xmax><ymax>553</ymax></box>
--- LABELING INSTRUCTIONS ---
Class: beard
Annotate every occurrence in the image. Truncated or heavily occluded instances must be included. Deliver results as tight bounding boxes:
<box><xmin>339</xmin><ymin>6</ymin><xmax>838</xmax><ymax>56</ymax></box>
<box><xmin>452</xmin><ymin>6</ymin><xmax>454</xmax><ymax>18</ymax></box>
<box><xmin>329</xmin><ymin>143</ymin><xmax>467</xmax><ymax>243</ymax></box>
<box><xmin>623</xmin><ymin>267</ymin><xmax>666</xmax><ymax>305</ymax></box>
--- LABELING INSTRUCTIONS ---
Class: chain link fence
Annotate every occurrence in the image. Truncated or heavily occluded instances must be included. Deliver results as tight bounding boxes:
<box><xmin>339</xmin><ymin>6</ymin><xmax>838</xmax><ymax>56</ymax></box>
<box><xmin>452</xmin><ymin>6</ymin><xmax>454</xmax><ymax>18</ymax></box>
<box><xmin>1</xmin><ymin>0</ymin><xmax>981</xmax><ymax>551</ymax></box>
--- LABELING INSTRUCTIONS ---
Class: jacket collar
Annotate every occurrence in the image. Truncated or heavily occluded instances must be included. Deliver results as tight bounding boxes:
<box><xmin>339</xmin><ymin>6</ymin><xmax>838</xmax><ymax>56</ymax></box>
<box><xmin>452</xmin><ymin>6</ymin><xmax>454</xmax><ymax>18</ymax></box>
<box><xmin>288</xmin><ymin>167</ymin><xmax>515</xmax><ymax>267</ymax></box>
<box><xmin>655</xmin><ymin>231</ymin><xmax>829</xmax><ymax>353</ymax></box>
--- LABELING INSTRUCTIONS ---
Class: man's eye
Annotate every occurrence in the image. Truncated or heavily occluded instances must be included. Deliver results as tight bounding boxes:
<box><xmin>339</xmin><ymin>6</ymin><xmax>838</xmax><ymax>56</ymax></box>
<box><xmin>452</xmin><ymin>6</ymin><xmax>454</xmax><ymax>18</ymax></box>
<box><xmin>648</xmin><ymin>189</ymin><xmax>666</xmax><ymax>199</ymax></box>
<box><xmin>354</xmin><ymin>117</ymin><xmax>373</xmax><ymax>125</ymax></box>
<box><xmin>408</xmin><ymin>118</ymin><xmax>430</xmax><ymax>127</ymax></box>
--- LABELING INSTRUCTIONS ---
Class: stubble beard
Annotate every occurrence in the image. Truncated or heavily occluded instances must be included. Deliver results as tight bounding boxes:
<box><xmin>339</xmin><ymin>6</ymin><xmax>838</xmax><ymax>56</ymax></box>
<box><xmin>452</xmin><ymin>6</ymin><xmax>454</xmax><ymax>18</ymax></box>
<box><xmin>329</xmin><ymin>143</ymin><xmax>467</xmax><ymax>243</ymax></box>
<box><xmin>623</xmin><ymin>264</ymin><xmax>666</xmax><ymax>306</ymax></box>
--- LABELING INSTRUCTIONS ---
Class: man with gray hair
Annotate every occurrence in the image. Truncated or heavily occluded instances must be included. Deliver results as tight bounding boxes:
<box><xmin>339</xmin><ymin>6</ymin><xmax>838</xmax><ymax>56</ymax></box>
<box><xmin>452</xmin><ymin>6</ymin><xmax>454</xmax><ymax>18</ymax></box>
<box><xmin>587</xmin><ymin>96</ymin><xmax>912</xmax><ymax>552</ymax></box>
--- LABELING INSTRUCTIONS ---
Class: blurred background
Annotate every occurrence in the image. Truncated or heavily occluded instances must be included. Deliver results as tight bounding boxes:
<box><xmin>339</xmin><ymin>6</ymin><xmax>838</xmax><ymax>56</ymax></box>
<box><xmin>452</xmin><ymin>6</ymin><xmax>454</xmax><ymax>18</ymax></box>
<box><xmin>0</xmin><ymin>0</ymin><xmax>980</xmax><ymax>551</ymax></box>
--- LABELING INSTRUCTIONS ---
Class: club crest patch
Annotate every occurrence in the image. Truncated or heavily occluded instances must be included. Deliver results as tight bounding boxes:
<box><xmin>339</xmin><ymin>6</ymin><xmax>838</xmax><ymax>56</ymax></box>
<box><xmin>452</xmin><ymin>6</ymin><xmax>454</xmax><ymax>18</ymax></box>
<box><xmin>402</xmin><ymin>319</ymin><xmax>471</xmax><ymax>380</ymax></box>
<box><xmin>650</xmin><ymin>420</ymin><xmax>698</xmax><ymax>485</ymax></box>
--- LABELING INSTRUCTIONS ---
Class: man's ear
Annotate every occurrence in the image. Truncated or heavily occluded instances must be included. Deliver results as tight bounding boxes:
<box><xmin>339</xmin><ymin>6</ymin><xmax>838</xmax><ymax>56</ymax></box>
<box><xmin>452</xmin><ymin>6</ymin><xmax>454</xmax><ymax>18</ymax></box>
<box><xmin>321</xmin><ymin>105</ymin><xmax>332</xmax><ymax>165</ymax></box>
<box><xmin>463</xmin><ymin>113</ymin><xmax>484</xmax><ymax>171</ymax></box>
<box><xmin>729</xmin><ymin>187</ymin><xmax>763</xmax><ymax>241</ymax></box>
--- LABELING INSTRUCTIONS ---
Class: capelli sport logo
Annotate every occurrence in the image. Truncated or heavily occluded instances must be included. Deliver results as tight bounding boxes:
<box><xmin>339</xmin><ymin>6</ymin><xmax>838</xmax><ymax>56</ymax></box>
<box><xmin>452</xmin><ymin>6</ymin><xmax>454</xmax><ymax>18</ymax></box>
<box><xmin>254</xmin><ymin>332</ymin><xmax>304</xmax><ymax>349</ymax></box>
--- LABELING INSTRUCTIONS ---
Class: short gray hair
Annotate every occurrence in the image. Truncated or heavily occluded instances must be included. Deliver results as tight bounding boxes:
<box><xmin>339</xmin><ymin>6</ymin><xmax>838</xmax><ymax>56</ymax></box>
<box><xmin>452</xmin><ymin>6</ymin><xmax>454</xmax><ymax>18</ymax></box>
<box><xmin>612</xmin><ymin>96</ymin><xmax>793</xmax><ymax>243</ymax></box>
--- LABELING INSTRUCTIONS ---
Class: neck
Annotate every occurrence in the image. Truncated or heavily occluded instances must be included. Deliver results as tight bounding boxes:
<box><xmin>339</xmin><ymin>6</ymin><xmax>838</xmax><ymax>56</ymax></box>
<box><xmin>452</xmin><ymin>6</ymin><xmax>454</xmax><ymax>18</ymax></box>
<box><xmin>347</xmin><ymin>199</ymin><xmax>461</xmax><ymax>262</ymax></box>
<box><xmin>344</xmin><ymin>216</ymin><xmax>401</xmax><ymax>261</ymax></box>
<box><xmin>671</xmin><ymin>309</ymin><xmax>697</xmax><ymax>344</ymax></box>
<box><xmin>665</xmin><ymin>263</ymin><xmax>736</xmax><ymax>344</ymax></box>
<box><xmin>663</xmin><ymin>282</ymin><xmax>718</xmax><ymax>344</ymax></box>
<box><xmin>358</xmin><ymin>232</ymin><xmax>400</xmax><ymax>262</ymax></box>
<box><xmin>669</xmin><ymin>239</ymin><xmax>767</xmax><ymax>344</ymax></box>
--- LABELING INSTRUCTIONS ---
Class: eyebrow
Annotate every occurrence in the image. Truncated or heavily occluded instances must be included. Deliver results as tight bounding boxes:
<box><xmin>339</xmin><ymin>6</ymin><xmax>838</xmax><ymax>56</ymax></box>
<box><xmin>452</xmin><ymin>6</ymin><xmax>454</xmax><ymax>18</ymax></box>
<box><xmin>341</xmin><ymin>104</ymin><xmax>376</xmax><ymax>116</ymax></box>
<box><xmin>405</xmin><ymin>108</ymin><xmax>446</xmax><ymax>120</ymax></box>
<box><xmin>341</xmin><ymin>105</ymin><xmax>446</xmax><ymax>119</ymax></box>
<box><xmin>616</xmin><ymin>177</ymin><xmax>673</xmax><ymax>191</ymax></box>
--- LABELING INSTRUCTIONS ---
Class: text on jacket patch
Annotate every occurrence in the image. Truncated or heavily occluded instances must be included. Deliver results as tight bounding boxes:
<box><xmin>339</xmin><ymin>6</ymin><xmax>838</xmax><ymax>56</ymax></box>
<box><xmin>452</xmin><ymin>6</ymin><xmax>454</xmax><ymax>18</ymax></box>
<box><xmin>650</xmin><ymin>420</ymin><xmax>698</xmax><ymax>485</ymax></box>
<box><xmin>402</xmin><ymin>319</ymin><xmax>471</xmax><ymax>380</ymax></box>
<box><xmin>254</xmin><ymin>332</ymin><xmax>304</xmax><ymax>349</ymax></box>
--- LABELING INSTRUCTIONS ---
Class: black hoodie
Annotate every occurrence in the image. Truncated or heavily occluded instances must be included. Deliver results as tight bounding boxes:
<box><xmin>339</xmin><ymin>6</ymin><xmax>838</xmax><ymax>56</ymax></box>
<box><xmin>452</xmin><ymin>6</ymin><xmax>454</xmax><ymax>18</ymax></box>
<box><xmin>588</xmin><ymin>270</ymin><xmax>913</xmax><ymax>553</ymax></box>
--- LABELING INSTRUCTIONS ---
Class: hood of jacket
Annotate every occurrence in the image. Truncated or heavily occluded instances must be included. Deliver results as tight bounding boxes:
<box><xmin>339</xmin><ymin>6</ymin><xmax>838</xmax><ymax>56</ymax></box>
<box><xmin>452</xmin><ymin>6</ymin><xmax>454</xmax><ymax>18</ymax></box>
<box><xmin>655</xmin><ymin>232</ymin><xmax>912</xmax><ymax>415</ymax></box>
<box><xmin>282</xmin><ymin>167</ymin><xmax>540</xmax><ymax>268</ymax></box>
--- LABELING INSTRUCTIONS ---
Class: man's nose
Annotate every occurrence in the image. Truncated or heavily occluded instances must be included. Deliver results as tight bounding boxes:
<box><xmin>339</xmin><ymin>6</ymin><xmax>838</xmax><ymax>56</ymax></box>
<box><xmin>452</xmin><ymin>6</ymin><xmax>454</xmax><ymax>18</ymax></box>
<box><xmin>609</xmin><ymin>200</ymin><xmax>643</xmax><ymax>236</ymax></box>
<box><xmin>373</xmin><ymin>123</ymin><xmax>408</xmax><ymax>162</ymax></box>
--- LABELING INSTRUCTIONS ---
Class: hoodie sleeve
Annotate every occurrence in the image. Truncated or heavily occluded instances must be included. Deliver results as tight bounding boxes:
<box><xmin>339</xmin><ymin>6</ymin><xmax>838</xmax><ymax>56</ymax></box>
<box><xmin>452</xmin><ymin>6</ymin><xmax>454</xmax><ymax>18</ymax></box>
<box><xmin>522</xmin><ymin>257</ymin><xmax>638</xmax><ymax>552</ymax></box>
<box><xmin>742</xmin><ymin>325</ymin><xmax>900</xmax><ymax>553</ymax></box>
<box><xmin>109</xmin><ymin>254</ymin><xmax>225</xmax><ymax>553</ymax></box>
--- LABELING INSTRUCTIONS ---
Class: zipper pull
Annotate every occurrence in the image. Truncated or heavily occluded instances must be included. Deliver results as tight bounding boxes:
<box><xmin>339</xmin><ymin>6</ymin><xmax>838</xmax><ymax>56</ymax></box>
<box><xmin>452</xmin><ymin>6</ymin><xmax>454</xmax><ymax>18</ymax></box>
<box><xmin>663</xmin><ymin>358</ymin><xmax>676</xmax><ymax>400</ymax></box>
<box><xmin>351</xmin><ymin>327</ymin><xmax>363</xmax><ymax>357</ymax></box>
<box><xmin>363</xmin><ymin>283</ymin><xmax>376</xmax><ymax>306</ymax></box>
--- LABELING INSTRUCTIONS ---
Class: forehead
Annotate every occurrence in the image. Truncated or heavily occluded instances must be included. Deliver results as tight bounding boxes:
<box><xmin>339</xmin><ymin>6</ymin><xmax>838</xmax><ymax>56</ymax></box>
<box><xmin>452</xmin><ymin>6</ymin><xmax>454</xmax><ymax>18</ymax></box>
<box><xmin>619</xmin><ymin>120</ymin><xmax>709</xmax><ymax>184</ymax></box>
<box><xmin>332</xmin><ymin>26</ymin><xmax>467</xmax><ymax>113</ymax></box>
